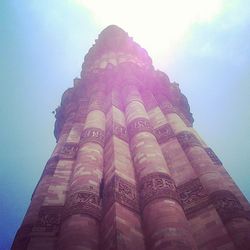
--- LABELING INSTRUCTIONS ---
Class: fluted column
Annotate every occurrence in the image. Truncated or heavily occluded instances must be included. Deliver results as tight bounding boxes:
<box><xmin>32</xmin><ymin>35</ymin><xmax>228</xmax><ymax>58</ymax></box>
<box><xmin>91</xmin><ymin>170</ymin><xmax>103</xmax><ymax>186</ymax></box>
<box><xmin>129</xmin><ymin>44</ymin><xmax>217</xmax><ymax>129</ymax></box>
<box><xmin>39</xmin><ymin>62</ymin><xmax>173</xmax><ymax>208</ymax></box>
<box><xmin>146</xmin><ymin>91</ymin><xmax>237</xmax><ymax>249</ymax></box>
<box><xmin>11</xmin><ymin>92</ymin><xmax>82</xmax><ymax>250</ymax></box>
<box><xmin>159</xmin><ymin>98</ymin><xmax>250</xmax><ymax>249</ymax></box>
<box><xmin>101</xmin><ymin>86</ymin><xmax>145</xmax><ymax>249</ymax></box>
<box><xmin>58</xmin><ymin>84</ymin><xmax>106</xmax><ymax>250</ymax></box>
<box><xmin>123</xmin><ymin>84</ymin><xmax>197</xmax><ymax>250</ymax></box>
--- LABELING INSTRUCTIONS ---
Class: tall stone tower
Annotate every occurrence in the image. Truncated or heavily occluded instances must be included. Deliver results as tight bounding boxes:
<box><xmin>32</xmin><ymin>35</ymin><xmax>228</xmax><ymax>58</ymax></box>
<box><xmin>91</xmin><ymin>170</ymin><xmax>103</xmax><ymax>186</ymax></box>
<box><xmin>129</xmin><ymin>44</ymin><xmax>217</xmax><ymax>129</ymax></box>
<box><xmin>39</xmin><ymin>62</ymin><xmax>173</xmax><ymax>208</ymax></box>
<box><xmin>12</xmin><ymin>25</ymin><xmax>250</xmax><ymax>250</ymax></box>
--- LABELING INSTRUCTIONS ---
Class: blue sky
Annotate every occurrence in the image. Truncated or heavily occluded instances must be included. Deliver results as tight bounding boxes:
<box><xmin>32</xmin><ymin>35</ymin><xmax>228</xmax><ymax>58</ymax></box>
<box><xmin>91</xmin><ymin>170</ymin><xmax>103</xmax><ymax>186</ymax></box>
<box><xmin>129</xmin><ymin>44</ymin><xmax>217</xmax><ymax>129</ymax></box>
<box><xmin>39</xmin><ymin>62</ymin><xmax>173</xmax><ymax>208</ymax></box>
<box><xmin>1</xmin><ymin>1</ymin><xmax>250</xmax><ymax>249</ymax></box>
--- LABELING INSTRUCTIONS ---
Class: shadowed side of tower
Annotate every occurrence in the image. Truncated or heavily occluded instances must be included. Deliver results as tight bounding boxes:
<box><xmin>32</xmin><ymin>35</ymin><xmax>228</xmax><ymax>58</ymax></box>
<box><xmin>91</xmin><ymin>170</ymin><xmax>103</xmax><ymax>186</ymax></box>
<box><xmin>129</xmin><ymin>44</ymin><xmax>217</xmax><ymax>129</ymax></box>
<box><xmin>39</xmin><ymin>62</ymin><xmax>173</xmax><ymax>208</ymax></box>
<box><xmin>12</xmin><ymin>25</ymin><xmax>250</xmax><ymax>250</ymax></box>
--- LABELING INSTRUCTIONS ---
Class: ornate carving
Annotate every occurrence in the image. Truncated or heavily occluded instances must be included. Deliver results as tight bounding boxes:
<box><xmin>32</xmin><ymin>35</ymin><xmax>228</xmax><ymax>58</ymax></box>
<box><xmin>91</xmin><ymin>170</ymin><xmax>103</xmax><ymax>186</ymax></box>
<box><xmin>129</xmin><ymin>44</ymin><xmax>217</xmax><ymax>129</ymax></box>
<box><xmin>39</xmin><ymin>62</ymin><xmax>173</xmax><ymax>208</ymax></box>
<box><xmin>154</xmin><ymin>123</ymin><xmax>175</xmax><ymax>144</ymax></box>
<box><xmin>127</xmin><ymin>118</ymin><xmax>153</xmax><ymax>139</ymax></box>
<box><xmin>139</xmin><ymin>172</ymin><xmax>179</xmax><ymax>209</ymax></box>
<box><xmin>103</xmin><ymin>175</ymin><xmax>139</xmax><ymax>213</ymax></box>
<box><xmin>210</xmin><ymin>190</ymin><xmax>245</xmax><ymax>223</ymax></box>
<box><xmin>159</xmin><ymin>99</ymin><xmax>178</xmax><ymax>114</ymax></box>
<box><xmin>59</xmin><ymin>142</ymin><xmax>78</xmax><ymax>159</ymax></box>
<box><xmin>32</xmin><ymin>206</ymin><xmax>63</xmax><ymax>234</ymax></box>
<box><xmin>177</xmin><ymin>178</ymin><xmax>209</xmax><ymax>218</ymax></box>
<box><xmin>81</xmin><ymin>128</ymin><xmax>105</xmax><ymax>147</ymax></box>
<box><xmin>106</xmin><ymin>122</ymin><xmax>128</xmax><ymax>143</ymax></box>
<box><xmin>204</xmin><ymin>148</ymin><xmax>222</xmax><ymax>165</ymax></box>
<box><xmin>156</xmin><ymin>98</ymin><xmax>192</xmax><ymax>127</ymax></box>
<box><xmin>64</xmin><ymin>190</ymin><xmax>101</xmax><ymax>220</ymax></box>
<box><xmin>176</xmin><ymin>131</ymin><xmax>201</xmax><ymax>150</ymax></box>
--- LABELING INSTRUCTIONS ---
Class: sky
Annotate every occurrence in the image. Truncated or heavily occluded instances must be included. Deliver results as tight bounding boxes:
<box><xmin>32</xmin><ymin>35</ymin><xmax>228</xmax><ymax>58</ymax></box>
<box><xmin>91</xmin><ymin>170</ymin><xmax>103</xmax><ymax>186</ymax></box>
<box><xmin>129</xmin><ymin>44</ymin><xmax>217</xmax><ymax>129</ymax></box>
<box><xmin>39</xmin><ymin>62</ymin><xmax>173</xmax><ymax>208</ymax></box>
<box><xmin>1</xmin><ymin>0</ymin><xmax>250</xmax><ymax>249</ymax></box>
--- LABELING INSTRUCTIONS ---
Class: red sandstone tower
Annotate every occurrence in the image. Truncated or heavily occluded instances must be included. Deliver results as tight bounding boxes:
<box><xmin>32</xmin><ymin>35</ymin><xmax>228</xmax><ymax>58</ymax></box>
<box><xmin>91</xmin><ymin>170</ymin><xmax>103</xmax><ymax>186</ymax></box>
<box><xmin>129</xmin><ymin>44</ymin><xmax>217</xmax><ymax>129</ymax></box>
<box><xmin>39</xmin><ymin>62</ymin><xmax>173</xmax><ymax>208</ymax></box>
<box><xmin>12</xmin><ymin>25</ymin><xmax>250</xmax><ymax>250</ymax></box>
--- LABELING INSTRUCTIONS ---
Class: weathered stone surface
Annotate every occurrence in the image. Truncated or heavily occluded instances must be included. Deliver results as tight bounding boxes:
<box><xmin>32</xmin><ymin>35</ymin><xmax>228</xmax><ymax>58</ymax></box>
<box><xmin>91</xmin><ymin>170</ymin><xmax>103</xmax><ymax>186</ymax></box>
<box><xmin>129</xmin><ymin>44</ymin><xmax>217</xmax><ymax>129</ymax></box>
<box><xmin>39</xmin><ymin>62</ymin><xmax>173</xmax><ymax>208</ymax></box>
<box><xmin>103</xmin><ymin>174</ymin><xmax>139</xmax><ymax>213</ymax></box>
<box><xmin>59</xmin><ymin>142</ymin><xmax>78</xmax><ymax>159</ymax></box>
<box><xmin>176</xmin><ymin>131</ymin><xmax>202</xmax><ymax>150</ymax></box>
<box><xmin>204</xmin><ymin>147</ymin><xmax>222</xmax><ymax>165</ymax></box>
<box><xmin>80</xmin><ymin>127</ymin><xmax>105</xmax><ymax>147</ymax></box>
<box><xmin>42</xmin><ymin>156</ymin><xmax>59</xmax><ymax>177</ymax></box>
<box><xmin>139</xmin><ymin>172</ymin><xmax>179</xmax><ymax>209</ymax></box>
<box><xmin>32</xmin><ymin>206</ymin><xmax>63</xmax><ymax>234</ymax></box>
<box><xmin>210</xmin><ymin>190</ymin><xmax>245</xmax><ymax>223</ymax></box>
<box><xmin>154</xmin><ymin>123</ymin><xmax>175</xmax><ymax>144</ymax></box>
<box><xmin>105</xmin><ymin>121</ymin><xmax>128</xmax><ymax>143</ymax></box>
<box><xmin>64</xmin><ymin>190</ymin><xmax>101</xmax><ymax>220</ymax></box>
<box><xmin>177</xmin><ymin>178</ymin><xmax>209</xmax><ymax>218</ymax></box>
<box><xmin>127</xmin><ymin>117</ymin><xmax>153</xmax><ymax>138</ymax></box>
<box><xmin>14</xmin><ymin>25</ymin><xmax>250</xmax><ymax>250</ymax></box>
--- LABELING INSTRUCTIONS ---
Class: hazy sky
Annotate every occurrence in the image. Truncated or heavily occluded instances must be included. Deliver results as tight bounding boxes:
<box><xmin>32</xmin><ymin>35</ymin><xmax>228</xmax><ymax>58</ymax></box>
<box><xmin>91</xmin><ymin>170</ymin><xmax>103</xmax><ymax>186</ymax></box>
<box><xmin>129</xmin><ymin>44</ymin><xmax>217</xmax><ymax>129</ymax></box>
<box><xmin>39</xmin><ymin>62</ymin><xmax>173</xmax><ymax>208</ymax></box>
<box><xmin>1</xmin><ymin>1</ymin><xmax>250</xmax><ymax>249</ymax></box>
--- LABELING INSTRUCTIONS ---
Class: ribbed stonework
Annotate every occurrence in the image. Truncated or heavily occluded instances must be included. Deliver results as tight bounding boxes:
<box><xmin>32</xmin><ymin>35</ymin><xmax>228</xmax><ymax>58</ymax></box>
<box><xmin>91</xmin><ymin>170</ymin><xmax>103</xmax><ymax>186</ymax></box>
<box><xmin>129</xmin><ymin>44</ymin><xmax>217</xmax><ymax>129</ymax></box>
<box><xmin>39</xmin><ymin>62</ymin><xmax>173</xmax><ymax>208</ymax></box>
<box><xmin>12</xmin><ymin>25</ymin><xmax>250</xmax><ymax>250</ymax></box>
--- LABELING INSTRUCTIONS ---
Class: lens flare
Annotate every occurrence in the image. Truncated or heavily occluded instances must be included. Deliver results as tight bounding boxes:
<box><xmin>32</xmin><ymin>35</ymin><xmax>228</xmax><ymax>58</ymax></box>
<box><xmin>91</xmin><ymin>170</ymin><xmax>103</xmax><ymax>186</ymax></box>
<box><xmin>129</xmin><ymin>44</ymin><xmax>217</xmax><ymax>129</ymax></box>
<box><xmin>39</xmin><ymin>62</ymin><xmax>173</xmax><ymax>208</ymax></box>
<box><xmin>74</xmin><ymin>0</ymin><xmax>225</xmax><ymax>66</ymax></box>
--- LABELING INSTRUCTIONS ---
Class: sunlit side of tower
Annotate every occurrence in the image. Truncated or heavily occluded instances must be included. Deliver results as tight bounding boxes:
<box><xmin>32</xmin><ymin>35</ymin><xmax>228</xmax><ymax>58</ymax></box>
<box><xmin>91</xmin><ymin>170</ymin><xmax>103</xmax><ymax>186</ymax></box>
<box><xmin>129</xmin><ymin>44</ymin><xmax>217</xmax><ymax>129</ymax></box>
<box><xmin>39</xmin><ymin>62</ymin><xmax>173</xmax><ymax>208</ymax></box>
<box><xmin>12</xmin><ymin>25</ymin><xmax>250</xmax><ymax>250</ymax></box>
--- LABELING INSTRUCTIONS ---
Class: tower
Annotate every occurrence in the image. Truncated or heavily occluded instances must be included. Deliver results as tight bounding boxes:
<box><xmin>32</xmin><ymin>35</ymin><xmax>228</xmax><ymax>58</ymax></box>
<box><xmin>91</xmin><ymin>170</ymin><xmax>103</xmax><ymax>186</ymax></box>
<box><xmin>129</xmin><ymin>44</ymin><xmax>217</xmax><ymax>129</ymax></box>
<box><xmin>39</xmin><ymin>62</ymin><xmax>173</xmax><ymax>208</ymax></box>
<box><xmin>12</xmin><ymin>25</ymin><xmax>250</xmax><ymax>250</ymax></box>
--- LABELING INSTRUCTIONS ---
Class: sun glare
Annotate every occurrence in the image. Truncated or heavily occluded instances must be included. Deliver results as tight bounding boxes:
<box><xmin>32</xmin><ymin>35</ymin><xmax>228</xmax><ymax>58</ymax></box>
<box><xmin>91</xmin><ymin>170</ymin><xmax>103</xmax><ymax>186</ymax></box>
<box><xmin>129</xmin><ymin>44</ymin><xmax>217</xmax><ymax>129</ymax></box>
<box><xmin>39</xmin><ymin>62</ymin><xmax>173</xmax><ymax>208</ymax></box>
<box><xmin>74</xmin><ymin>0</ymin><xmax>224</xmax><ymax>67</ymax></box>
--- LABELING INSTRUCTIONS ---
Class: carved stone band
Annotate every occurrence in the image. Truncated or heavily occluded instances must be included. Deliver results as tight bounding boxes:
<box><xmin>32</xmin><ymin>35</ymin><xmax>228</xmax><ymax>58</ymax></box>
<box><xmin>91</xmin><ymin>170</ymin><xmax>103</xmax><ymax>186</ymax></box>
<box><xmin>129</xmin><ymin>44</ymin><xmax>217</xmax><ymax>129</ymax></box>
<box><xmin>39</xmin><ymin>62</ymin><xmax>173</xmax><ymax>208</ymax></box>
<box><xmin>177</xmin><ymin>179</ymin><xmax>249</xmax><ymax>222</ymax></box>
<box><xmin>32</xmin><ymin>206</ymin><xmax>63</xmax><ymax>234</ymax></box>
<box><xmin>59</xmin><ymin>143</ymin><xmax>79</xmax><ymax>160</ymax></box>
<box><xmin>176</xmin><ymin>131</ymin><xmax>201</xmax><ymax>150</ymax></box>
<box><xmin>159</xmin><ymin>100</ymin><xmax>178</xmax><ymax>115</ymax></box>
<box><xmin>103</xmin><ymin>175</ymin><xmax>139</xmax><ymax>214</ymax></box>
<box><xmin>210</xmin><ymin>190</ymin><xmax>245</xmax><ymax>223</ymax></box>
<box><xmin>154</xmin><ymin>123</ymin><xmax>175</xmax><ymax>144</ymax></box>
<box><xmin>64</xmin><ymin>191</ymin><xmax>101</xmax><ymax>220</ymax></box>
<box><xmin>177</xmin><ymin>178</ymin><xmax>209</xmax><ymax>219</ymax></box>
<box><xmin>204</xmin><ymin>148</ymin><xmax>222</xmax><ymax>165</ymax></box>
<box><xmin>81</xmin><ymin>128</ymin><xmax>105</xmax><ymax>147</ymax></box>
<box><xmin>127</xmin><ymin>117</ymin><xmax>153</xmax><ymax>139</ymax></box>
<box><xmin>139</xmin><ymin>172</ymin><xmax>179</xmax><ymax>209</ymax></box>
<box><xmin>105</xmin><ymin>122</ymin><xmax>128</xmax><ymax>143</ymax></box>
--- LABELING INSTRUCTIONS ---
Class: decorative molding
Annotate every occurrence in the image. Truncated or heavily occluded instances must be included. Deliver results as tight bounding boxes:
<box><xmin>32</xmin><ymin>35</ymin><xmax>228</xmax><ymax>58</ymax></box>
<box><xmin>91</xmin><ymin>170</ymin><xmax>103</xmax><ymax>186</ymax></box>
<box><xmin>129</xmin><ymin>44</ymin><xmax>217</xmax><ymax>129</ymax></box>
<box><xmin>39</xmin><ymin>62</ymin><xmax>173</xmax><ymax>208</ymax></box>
<box><xmin>177</xmin><ymin>178</ymin><xmax>209</xmax><ymax>218</ymax></box>
<box><xmin>103</xmin><ymin>175</ymin><xmax>139</xmax><ymax>213</ymax></box>
<box><xmin>139</xmin><ymin>172</ymin><xmax>179</xmax><ymax>209</ymax></box>
<box><xmin>210</xmin><ymin>190</ymin><xmax>245</xmax><ymax>223</ymax></box>
<box><xmin>154</xmin><ymin>123</ymin><xmax>175</xmax><ymax>144</ymax></box>
<box><xmin>158</xmin><ymin>100</ymin><xmax>178</xmax><ymax>114</ymax></box>
<box><xmin>204</xmin><ymin>148</ymin><xmax>222</xmax><ymax>165</ymax></box>
<box><xmin>176</xmin><ymin>131</ymin><xmax>201</xmax><ymax>150</ymax></box>
<box><xmin>106</xmin><ymin>122</ymin><xmax>128</xmax><ymax>143</ymax></box>
<box><xmin>64</xmin><ymin>190</ymin><xmax>101</xmax><ymax>220</ymax></box>
<box><xmin>32</xmin><ymin>206</ymin><xmax>63</xmax><ymax>234</ymax></box>
<box><xmin>81</xmin><ymin>128</ymin><xmax>105</xmax><ymax>147</ymax></box>
<box><xmin>157</xmin><ymin>99</ymin><xmax>193</xmax><ymax>127</ymax></box>
<box><xmin>127</xmin><ymin>117</ymin><xmax>153</xmax><ymax>139</ymax></box>
<box><xmin>59</xmin><ymin>142</ymin><xmax>79</xmax><ymax>159</ymax></box>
